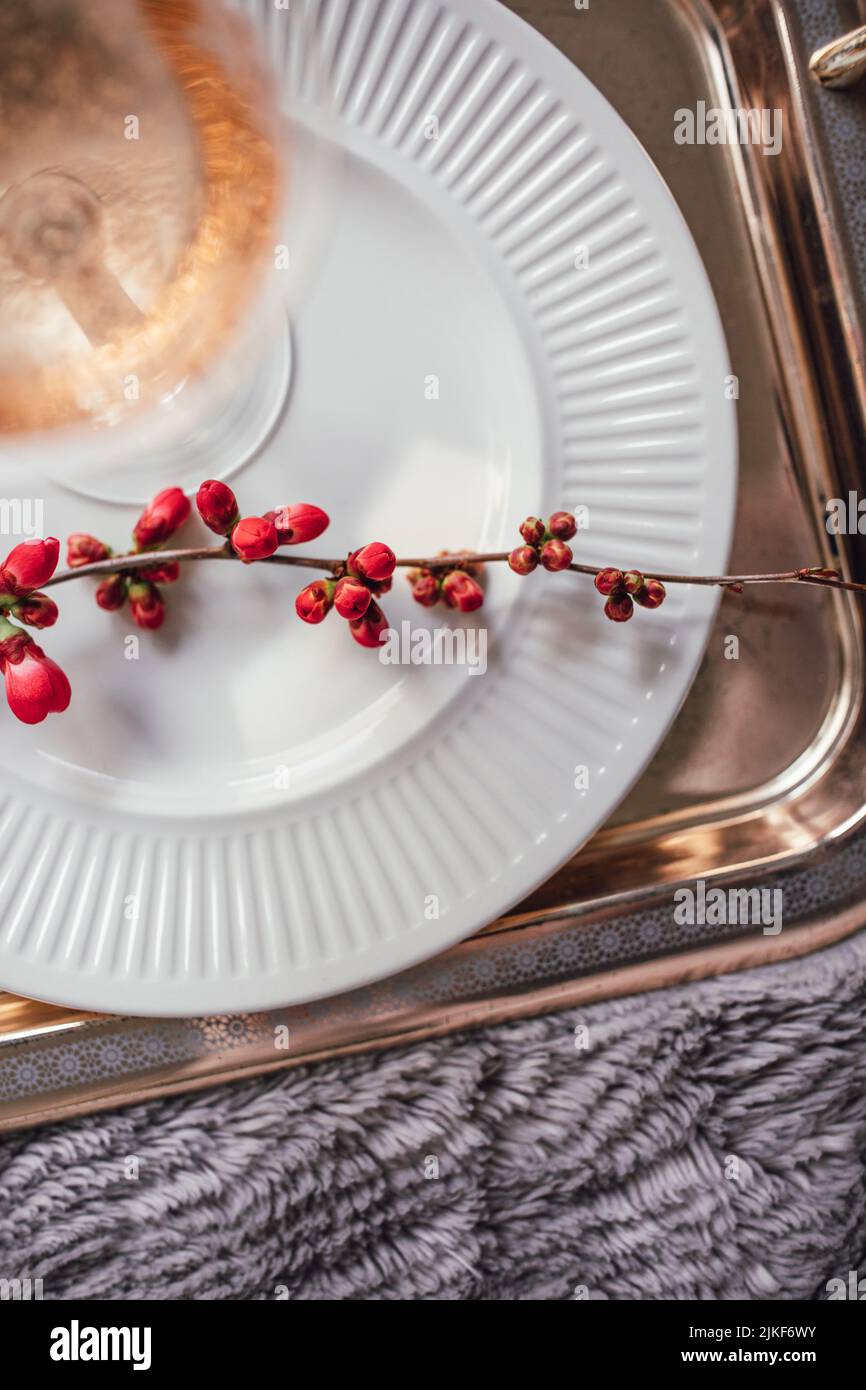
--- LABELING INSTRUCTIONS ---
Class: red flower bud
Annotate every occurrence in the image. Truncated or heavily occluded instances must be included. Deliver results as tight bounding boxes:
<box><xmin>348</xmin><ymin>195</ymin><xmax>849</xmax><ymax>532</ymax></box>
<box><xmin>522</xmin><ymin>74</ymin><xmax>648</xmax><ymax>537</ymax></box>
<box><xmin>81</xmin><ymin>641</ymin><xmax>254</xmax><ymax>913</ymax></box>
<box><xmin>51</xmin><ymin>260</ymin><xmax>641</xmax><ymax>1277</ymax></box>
<box><xmin>519</xmin><ymin>516</ymin><xmax>545</xmax><ymax>546</ymax></box>
<box><xmin>137</xmin><ymin>560</ymin><xmax>180</xmax><ymax>584</ymax></box>
<box><xmin>231</xmin><ymin>516</ymin><xmax>279</xmax><ymax>562</ymax></box>
<box><xmin>409</xmin><ymin>570</ymin><xmax>440</xmax><ymax>607</ymax></box>
<box><xmin>0</xmin><ymin>537</ymin><xmax>60</xmax><ymax>596</ymax></box>
<box><xmin>508</xmin><ymin>545</ymin><xmax>539</xmax><ymax>576</ymax></box>
<box><xmin>634</xmin><ymin>578</ymin><xmax>666</xmax><ymax>609</ymax></box>
<box><xmin>266</xmin><ymin>504</ymin><xmax>330</xmax><ymax>546</ymax></box>
<box><xmin>441</xmin><ymin>570</ymin><xmax>484</xmax><ymax>612</ymax></box>
<box><xmin>67</xmin><ymin>533</ymin><xmax>110</xmax><ymax>568</ymax></box>
<box><xmin>0</xmin><ymin>638</ymin><xmax>70</xmax><ymax>725</ymax></box>
<box><xmin>622</xmin><ymin>570</ymin><xmax>645</xmax><ymax>596</ymax></box>
<box><xmin>594</xmin><ymin>567</ymin><xmax>623</xmax><ymax>596</ymax></box>
<box><xmin>548</xmin><ymin>511</ymin><xmax>577</xmax><ymax>541</ymax></box>
<box><xmin>604</xmin><ymin>593</ymin><xmax>634</xmax><ymax>623</ymax></box>
<box><xmin>11</xmin><ymin>592</ymin><xmax>58</xmax><ymax>629</ymax></box>
<box><xmin>128</xmin><ymin>580</ymin><xmax>165</xmax><ymax>630</ymax></box>
<box><xmin>95</xmin><ymin>574</ymin><xmax>128</xmax><ymax>611</ymax></box>
<box><xmin>196</xmin><ymin>479</ymin><xmax>239</xmax><ymax>536</ymax></box>
<box><xmin>349</xmin><ymin>542</ymin><xmax>397</xmax><ymax>585</ymax></box>
<box><xmin>295</xmin><ymin>579</ymin><xmax>335</xmax><ymax>624</ymax></box>
<box><xmin>133</xmin><ymin>487</ymin><xmax>191</xmax><ymax>549</ymax></box>
<box><xmin>349</xmin><ymin>599</ymin><xmax>389</xmax><ymax>648</ymax></box>
<box><xmin>334</xmin><ymin>575</ymin><xmax>372</xmax><ymax>620</ymax></box>
<box><xmin>540</xmin><ymin>538</ymin><xmax>573</xmax><ymax>572</ymax></box>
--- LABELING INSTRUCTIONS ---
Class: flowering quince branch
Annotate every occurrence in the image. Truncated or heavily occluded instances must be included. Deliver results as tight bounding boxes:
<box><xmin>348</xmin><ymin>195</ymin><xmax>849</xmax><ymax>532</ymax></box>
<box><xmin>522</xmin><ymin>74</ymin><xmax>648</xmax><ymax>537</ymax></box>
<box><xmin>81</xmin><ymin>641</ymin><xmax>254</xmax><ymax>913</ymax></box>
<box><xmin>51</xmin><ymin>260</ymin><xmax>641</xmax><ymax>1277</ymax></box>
<box><xmin>0</xmin><ymin>476</ymin><xmax>860</xmax><ymax>726</ymax></box>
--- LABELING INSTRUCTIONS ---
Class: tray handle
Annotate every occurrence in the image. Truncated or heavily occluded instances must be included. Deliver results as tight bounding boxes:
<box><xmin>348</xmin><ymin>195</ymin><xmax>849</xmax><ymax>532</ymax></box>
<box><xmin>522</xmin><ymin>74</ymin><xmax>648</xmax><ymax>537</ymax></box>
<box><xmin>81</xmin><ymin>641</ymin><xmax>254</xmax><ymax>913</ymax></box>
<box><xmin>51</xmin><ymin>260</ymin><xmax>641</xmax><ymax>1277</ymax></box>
<box><xmin>810</xmin><ymin>23</ymin><xmax>866</xmax><ymax>87</ymax></box>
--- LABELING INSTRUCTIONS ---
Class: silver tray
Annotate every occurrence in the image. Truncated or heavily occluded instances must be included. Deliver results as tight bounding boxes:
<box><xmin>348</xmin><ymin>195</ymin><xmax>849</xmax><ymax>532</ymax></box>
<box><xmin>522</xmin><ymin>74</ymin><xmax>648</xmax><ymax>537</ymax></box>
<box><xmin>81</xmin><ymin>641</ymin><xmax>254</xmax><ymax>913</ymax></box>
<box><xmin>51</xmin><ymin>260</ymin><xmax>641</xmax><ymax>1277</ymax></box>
<box><xmin>2</xmin><ymin>0</ymin><xmax>865</xmax><ymax>1131</ymax></box>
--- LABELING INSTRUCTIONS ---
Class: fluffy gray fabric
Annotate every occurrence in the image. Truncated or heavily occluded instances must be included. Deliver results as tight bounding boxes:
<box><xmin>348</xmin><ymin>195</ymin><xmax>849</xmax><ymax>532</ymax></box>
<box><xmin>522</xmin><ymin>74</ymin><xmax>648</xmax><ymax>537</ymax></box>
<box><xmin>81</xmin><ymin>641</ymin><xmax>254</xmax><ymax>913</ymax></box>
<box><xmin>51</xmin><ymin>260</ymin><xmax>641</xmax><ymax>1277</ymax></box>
<box><xmin>1</xmin><ymin>928</ymin><xmax>865</xmax><ymax>1300</ymax></box>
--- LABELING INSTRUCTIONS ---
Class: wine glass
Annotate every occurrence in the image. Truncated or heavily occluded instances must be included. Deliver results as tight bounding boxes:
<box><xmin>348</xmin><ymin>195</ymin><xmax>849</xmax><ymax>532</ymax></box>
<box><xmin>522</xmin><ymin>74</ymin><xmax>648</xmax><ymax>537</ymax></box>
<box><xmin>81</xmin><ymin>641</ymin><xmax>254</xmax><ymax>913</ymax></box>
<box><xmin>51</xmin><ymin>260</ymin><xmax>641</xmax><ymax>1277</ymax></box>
<box><xmin>0</xmin><ymin>0</ymin><xmax>338</xmax><ymax>504</ymax></box>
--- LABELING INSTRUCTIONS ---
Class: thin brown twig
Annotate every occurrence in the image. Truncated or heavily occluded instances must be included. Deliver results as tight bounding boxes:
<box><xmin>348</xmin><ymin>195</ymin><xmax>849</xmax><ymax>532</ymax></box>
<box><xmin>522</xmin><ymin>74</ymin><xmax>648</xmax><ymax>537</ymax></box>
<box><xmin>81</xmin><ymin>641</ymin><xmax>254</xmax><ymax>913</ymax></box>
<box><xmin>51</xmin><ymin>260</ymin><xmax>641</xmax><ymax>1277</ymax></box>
<box><xmin>40</xmin><ymin>547</ymin><xmax>866</xmax><ymax>595</ymax></box>
<box><xmin>43</xmin><ymin>547</ymin><xmax>340</xmax><ymax>588</ymax></box>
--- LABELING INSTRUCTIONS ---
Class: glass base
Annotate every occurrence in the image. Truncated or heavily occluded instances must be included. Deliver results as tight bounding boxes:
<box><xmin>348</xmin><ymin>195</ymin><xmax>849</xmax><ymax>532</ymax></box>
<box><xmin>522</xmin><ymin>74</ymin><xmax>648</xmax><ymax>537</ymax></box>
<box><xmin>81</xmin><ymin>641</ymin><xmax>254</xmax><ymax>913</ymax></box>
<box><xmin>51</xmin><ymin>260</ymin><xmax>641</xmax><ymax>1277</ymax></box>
<box><xmin>47</xmin><ymin>313</ymin><xmax>294</xmax><ymax>507</ymax></box>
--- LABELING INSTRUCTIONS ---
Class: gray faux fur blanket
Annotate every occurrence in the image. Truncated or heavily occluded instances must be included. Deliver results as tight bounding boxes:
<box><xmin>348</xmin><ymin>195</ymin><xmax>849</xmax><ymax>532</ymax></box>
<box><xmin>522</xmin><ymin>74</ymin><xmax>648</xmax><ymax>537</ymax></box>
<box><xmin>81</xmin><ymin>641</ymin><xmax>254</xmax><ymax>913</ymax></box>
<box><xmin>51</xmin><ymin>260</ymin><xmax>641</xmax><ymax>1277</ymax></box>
<box><xmin>1</xmin><ymin>927</ymin><xmax>865</xmax><ymax>1300</ymax></box>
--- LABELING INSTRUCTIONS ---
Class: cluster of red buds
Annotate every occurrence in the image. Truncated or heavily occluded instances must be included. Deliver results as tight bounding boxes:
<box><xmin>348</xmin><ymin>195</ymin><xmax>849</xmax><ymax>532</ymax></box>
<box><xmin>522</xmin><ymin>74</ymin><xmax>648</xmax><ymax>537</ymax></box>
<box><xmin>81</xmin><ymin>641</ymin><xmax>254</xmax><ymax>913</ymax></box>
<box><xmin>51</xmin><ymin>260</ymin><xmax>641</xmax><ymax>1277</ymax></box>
<box><xmin>407</xmin><ymin>555</ymin><xmax>485</xmax><ymax>612</ymax></box>
<box><xmin>506</xmin><ymin>510</ymin><xmax>667</xmax><ymax>622</ymax></box>
<box><xmin>69</xmin><ymin>482</ymin><xmax>333</xmax><ymax>633</ymax></box>
<box><xmin>0</xmin><ymin>537</ymin><xmax>70</xmax><ymax>724</ymax></box>
<box><xmin>508</xmin><ymin>511</ymin><xmax>578</xmax><ymax>576</ymax></box>
<box><xmin>593</xmin><ymin>567</ymin><xmax>666</xmax><ymax>622</ymax></box>
<box><xmin>68</xmin><ymin>486</ymin><xmax>192</xmax><ymax>630</ymax></box>
<box><xmin>295</xmin><ymin>542</ymin><xmax>396</xmax><ymax>647</ymax></box>
<box><xmin>196</xmin><ymin>479</ymin><xmax>330</xmax><ymax>561</ymax></box>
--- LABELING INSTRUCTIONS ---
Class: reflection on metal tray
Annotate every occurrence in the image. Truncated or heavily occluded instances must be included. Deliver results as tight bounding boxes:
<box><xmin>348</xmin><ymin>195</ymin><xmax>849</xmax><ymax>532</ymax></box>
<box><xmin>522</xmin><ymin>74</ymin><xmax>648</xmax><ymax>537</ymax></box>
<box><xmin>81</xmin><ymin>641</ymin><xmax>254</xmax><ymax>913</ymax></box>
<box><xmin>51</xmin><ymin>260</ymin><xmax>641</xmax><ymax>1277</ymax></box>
<box><xmin>516</xmin><ymin>0</ymin><xmax>866</xmax><ymax>910</ymax></box>
<box><xmin>2</xmin><ymin>0</ymin><xmax>866</xmax><ymax>1130</ymax></box>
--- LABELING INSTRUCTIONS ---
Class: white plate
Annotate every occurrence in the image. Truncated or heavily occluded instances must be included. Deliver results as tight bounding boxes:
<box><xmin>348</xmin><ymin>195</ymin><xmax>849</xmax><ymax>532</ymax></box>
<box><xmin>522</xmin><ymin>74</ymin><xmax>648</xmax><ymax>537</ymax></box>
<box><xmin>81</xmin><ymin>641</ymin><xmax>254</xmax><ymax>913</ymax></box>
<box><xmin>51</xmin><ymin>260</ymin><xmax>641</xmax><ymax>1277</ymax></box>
<box><xmin>0</xmin><ymin>0</ymin><xmax>736</xmax><ymax>1014</ymax></box>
